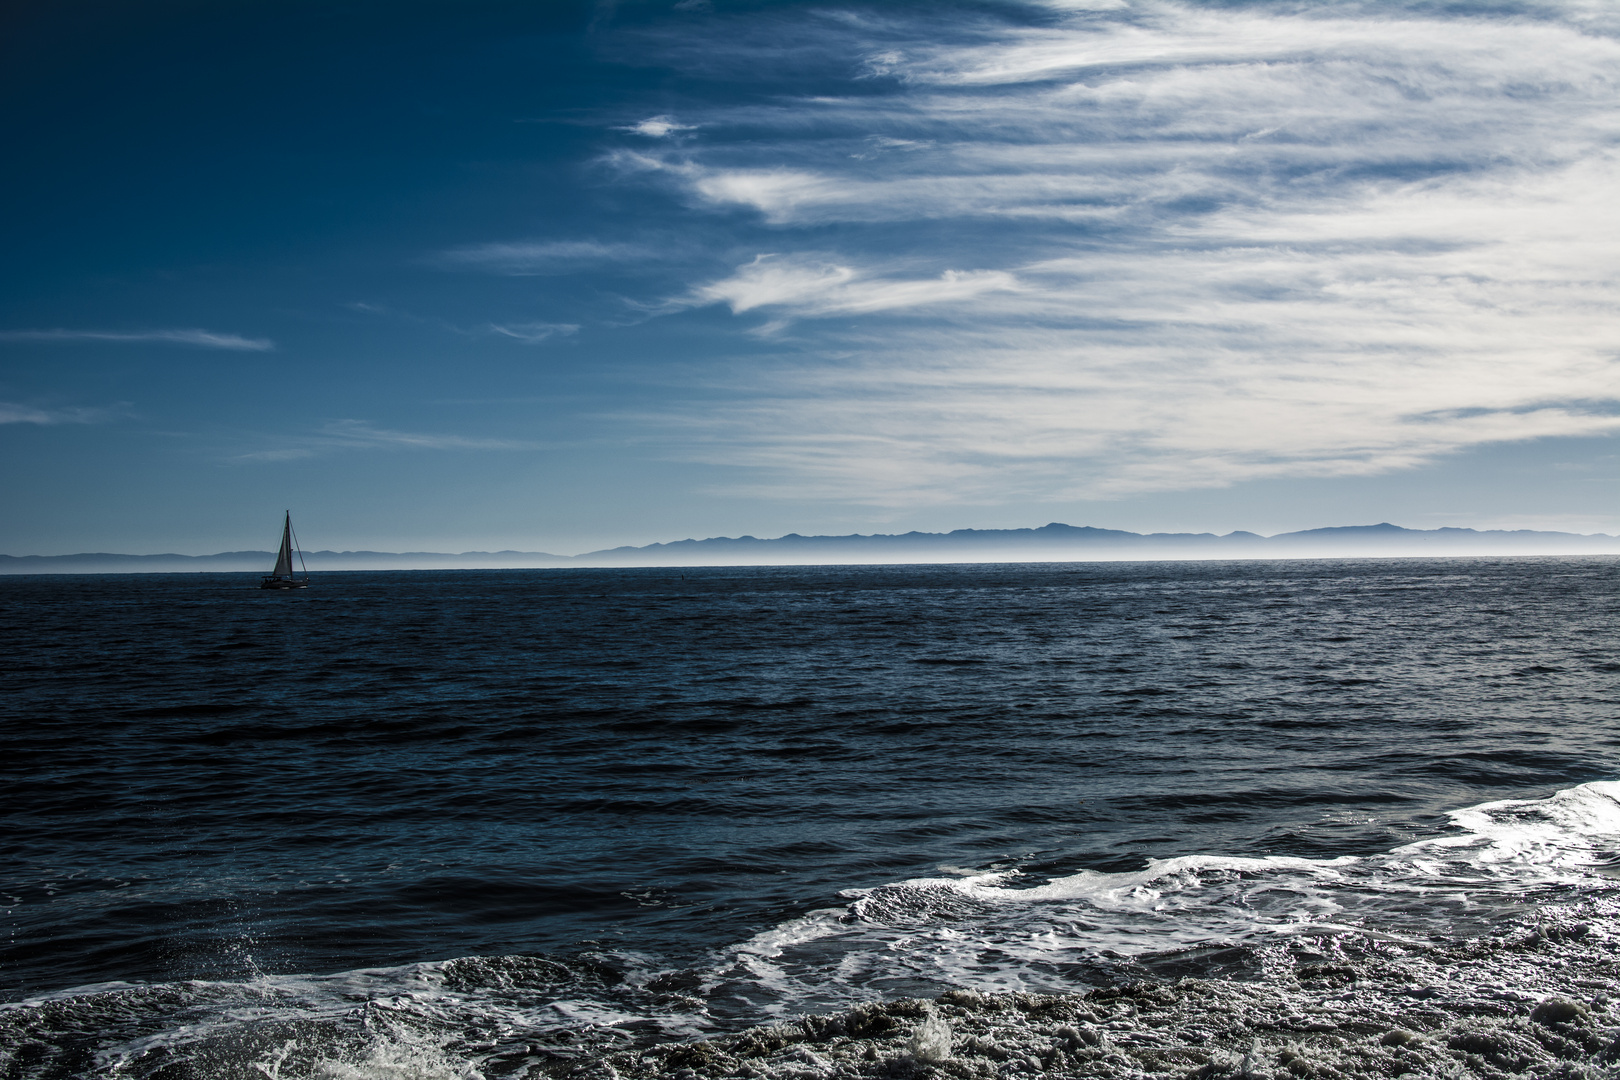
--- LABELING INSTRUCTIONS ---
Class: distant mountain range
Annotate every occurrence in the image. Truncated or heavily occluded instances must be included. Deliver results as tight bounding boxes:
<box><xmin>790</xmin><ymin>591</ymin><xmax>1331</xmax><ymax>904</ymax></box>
<box><xmin>4</xmin><ymin>522</ymin><xmax>1618</xmax><ymax>574</ymax></box>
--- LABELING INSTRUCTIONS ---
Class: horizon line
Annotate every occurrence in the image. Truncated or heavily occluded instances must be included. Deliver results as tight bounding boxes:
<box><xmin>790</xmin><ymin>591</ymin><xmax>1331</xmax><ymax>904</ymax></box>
<box><xmin>5</xmin><ymin>519</ymin><xmax>1620</xmax><ymax>568</ymax></box>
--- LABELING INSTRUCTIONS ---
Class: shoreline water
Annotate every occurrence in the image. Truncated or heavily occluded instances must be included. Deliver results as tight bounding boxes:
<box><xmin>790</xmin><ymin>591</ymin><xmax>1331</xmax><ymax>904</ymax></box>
<box><xmin>10</xmin><ymin>905</ymin><xmax>1618</xmax><ymax>1079</ymax></box>
<box><xmin>8</xmin><ymin>781</ymin><xmax>1620</xmax><ymax>1078</ymax></box>
<box><xmin>591</xmin><ymin>954</ymin><xmax>1620</xmax><ymax>1080</ymax></box>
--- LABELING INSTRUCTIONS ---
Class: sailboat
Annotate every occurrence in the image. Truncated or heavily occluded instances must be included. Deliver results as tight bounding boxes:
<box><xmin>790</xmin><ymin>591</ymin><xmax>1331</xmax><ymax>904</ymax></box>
<box><xmin>260</xmin><ymin>511</ymin><xmax>310</xmax><ymax>589</ymax></box>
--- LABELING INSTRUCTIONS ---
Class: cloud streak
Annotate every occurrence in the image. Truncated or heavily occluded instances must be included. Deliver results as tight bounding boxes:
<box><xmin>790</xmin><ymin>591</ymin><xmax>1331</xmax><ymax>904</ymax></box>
<box><xmin>0</xmin><ymin>329</ymin><xmax>274</xmax><ymax>350</ymax></box>
<box><xmin>436</xmin><ymin>240</ymin><xmax>650</xmax><ymax>275</ymax></box>
<box><xmin>0</xmin><ymin>401</ymin><xmax>126</xmax><ymax>426</ymax></box>
<box><xmin>610</xmin><ymin>0</ymin><xmax>1620</xmax><ymax>504</ymax></box>
<box><xmin>621</xmin><ymin>115</ymin><xmax>695</xmax><ymax>138</ymax></box>
<box><xmin>319</xmin><ymin>420</ymin><xmax>535</xmax><ymax>450</ymax></box>
<box><xmin>485</xmin><ymin>322</ymin><xmax>580</xmax><ymax>344</ymax></box>
<box><xmin>688</xmin><ymin>255</ymin><xmax>1019</xmax><ymax>319</ymax></box>
<box><xmin>232</xmin><ymin>420</ymin><xmax>539</xmax><ymax>463</ymax></box>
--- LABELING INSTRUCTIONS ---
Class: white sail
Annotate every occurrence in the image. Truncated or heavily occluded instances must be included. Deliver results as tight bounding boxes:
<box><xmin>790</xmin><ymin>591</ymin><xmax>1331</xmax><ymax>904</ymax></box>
<box><xmin>272</xmin><ymin>513</ymin><xmax>294</xmax><ymax>578</ymax></box>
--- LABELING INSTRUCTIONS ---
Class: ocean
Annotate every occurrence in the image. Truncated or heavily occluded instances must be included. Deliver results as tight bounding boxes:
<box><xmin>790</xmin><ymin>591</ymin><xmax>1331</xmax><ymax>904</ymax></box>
<box><xmin>4</xmin><ymin>558</ymin><xmax>1620</xmax><ymax>1080</ymax></box>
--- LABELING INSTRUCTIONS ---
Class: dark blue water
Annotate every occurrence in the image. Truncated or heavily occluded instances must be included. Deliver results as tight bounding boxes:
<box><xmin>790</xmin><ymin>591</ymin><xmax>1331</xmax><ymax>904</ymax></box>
<box><xmin>4</xmin><ymin>558</ymin><xmax>1620</xmax><ymax>1078</ymax></box>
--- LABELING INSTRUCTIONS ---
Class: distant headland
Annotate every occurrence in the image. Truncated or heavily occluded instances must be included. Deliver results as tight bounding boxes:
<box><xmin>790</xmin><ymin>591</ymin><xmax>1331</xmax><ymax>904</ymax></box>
<box><xmin>4</xmin><ymin>522</ymin><xmax>1618</xmax><ymax>573</ymax></box>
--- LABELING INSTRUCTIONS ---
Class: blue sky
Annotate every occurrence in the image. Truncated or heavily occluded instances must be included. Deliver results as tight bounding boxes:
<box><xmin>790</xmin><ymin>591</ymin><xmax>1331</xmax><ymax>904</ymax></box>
<box><xmin>3</xmin><ymin>0</ymin><xmax>1618</xmax><ymax>555</ymax></box>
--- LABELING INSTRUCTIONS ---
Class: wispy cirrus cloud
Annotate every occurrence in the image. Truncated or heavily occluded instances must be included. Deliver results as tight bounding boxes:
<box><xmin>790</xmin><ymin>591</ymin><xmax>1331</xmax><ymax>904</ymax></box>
<box><xmin>233</xmin><ymin>420</ymin><xmax>536</xmax><ymax>462</ymax></box>
<box><xmin>0</xmin><ymin>328</ymin><xmax>274</xmax><ymax>350</ymax></box>
<box><xmin>688</xmin><ymin>254</ymin><xmax>1018</xmax><ymax>319</ymax></box>
<box><xmin>319</xmin><ymin>419</ymin><xmax>535</xmax><ymax>450</ymax></box>
<box><xmin>0</xmin><ymin>401</ymin><xmax>128</xmax><ymax>425</ymax></box>
<box><xmin>605</xmin><ymin>0</ymin><xmax>1620</xmax><ymax>504</ymax></box>
<box><xmin>233</xmin><ymin>448</ymin><xmax>318</xmax><ymax>462</ymax></box>
<box><xmin>485</xmin><ymin>321</ymin><xmax>579</xmax><ymax>344</ymax></box>
<box><xmin>341</xmin><ymin>300</ymin><xmax>580</xmax><ymax>345</ymax></box>
<box><xmin>436</xmin><ymin>240</ymin><xmax>649</xmax><ymax>275</ymax></box>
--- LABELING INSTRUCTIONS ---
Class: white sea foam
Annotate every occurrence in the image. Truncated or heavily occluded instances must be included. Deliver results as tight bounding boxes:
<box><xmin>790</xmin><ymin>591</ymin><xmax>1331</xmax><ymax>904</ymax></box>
<box><xmin>306</xmin><ymin>1027</ymin><xmax>483</xmax><ymax>1080</ymax></box>
<box><xmin>717</xmin><ymin>782</ymin><xmax>1620</xmax><ymax>1013</ymax></box>
<box><xmin>13</xmin><ymin>783</ymin><xmax>1620</xmax><ymax>1078</ymax></box>
<box><xmin>1404</xmin><ymin>779</ymin><xmax>1620</xmax><ymax>872</ymax></box>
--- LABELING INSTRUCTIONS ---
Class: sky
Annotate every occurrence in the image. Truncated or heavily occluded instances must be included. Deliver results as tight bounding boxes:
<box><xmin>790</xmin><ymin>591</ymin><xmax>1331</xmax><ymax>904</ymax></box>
<box><xmin>2</xmin><ymin>0</ymin><xmax>1618</xmax><ymax>556</ymax></box>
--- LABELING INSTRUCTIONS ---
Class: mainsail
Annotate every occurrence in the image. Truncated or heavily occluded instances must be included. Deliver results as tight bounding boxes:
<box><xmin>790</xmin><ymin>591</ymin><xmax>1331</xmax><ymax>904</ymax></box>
<box><xmin>272</xmin><ymin>513</ymin><xmax>295</xmax><ymax>578</ymax></box>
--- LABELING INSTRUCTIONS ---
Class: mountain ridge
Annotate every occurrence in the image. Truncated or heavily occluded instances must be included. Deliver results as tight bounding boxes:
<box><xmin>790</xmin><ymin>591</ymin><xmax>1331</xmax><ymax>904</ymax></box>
<box><xmin>4</xmin><ymin>522</ymin><xmax>1618</xmax><ymax>573</ymax></box>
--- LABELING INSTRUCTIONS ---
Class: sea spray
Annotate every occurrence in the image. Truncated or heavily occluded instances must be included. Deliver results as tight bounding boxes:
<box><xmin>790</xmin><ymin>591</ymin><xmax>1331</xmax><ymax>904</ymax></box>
<box><xmin>245</xmin><ymin>1026</ymin><xmax>484</xmax><ymax>1080</ymax></box>
<box><xmin>252</xmin><ymin>1040</ymin><xmax>298</xmax><ymax>1080</ymax></box>
<box><xmin>311</xmin><ymin>1037</ymin><xmax>483</xmax><ymax>1080</ymax></box>
<box><xmin>906</xmin><ymin>1007</ymin><xmax>951</xmax><ymax>1063</ymax></box>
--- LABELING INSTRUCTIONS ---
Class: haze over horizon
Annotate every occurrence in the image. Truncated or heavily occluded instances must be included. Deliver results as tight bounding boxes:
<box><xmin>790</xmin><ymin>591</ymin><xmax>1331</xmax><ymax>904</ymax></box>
<box><xmin>8</xmin><ymin>520</ymin><xmax>1620</xmax><ymax>572</ymax></box>
<box><xmin>4</xmin><ymin>0</ymin><xmax>1618</xmax><ymax>556</ymax></box>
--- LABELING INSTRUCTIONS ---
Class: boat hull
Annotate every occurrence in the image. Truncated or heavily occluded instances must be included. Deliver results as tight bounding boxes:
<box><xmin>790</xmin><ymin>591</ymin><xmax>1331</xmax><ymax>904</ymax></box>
<box><xmin>259</xmin><ymin>578</ymin><xmax>308</xmax><ymax>590</ymax></box>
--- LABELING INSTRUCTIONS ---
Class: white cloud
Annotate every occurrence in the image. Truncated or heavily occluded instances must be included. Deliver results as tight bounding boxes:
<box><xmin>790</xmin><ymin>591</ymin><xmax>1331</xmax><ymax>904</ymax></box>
<box><xmin>690</xmin><ymin>255</ymin><xmax>1019</xmax><ymax>318</ymax></box>
<box><xmin>0</xmin><ymin>329</ymin><xmax>273</xmax><ymax>350</ymax></box>
<box><xmin>689</xmin><ymin>169</ymin><xmax>841</xmax><ymax>222</ymax></box>
<box><xmin>1039</xmin><ymin>0</ymin><xmax>1129</xmax><ymax>10</ymax></box>
<box><xmin>622</xmin><ymin>115</ymin><xmax>695</xmax><ymax>138</ymax></box>
<box><xmin>613</xmin><ymin>0</ymin><xmax>1620</xmax><ymax>504</ymax></box>
<box><xmin>486</xmin><ymin>322</ymin><xmax>580</xmax><ymax>344</ymax></box>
